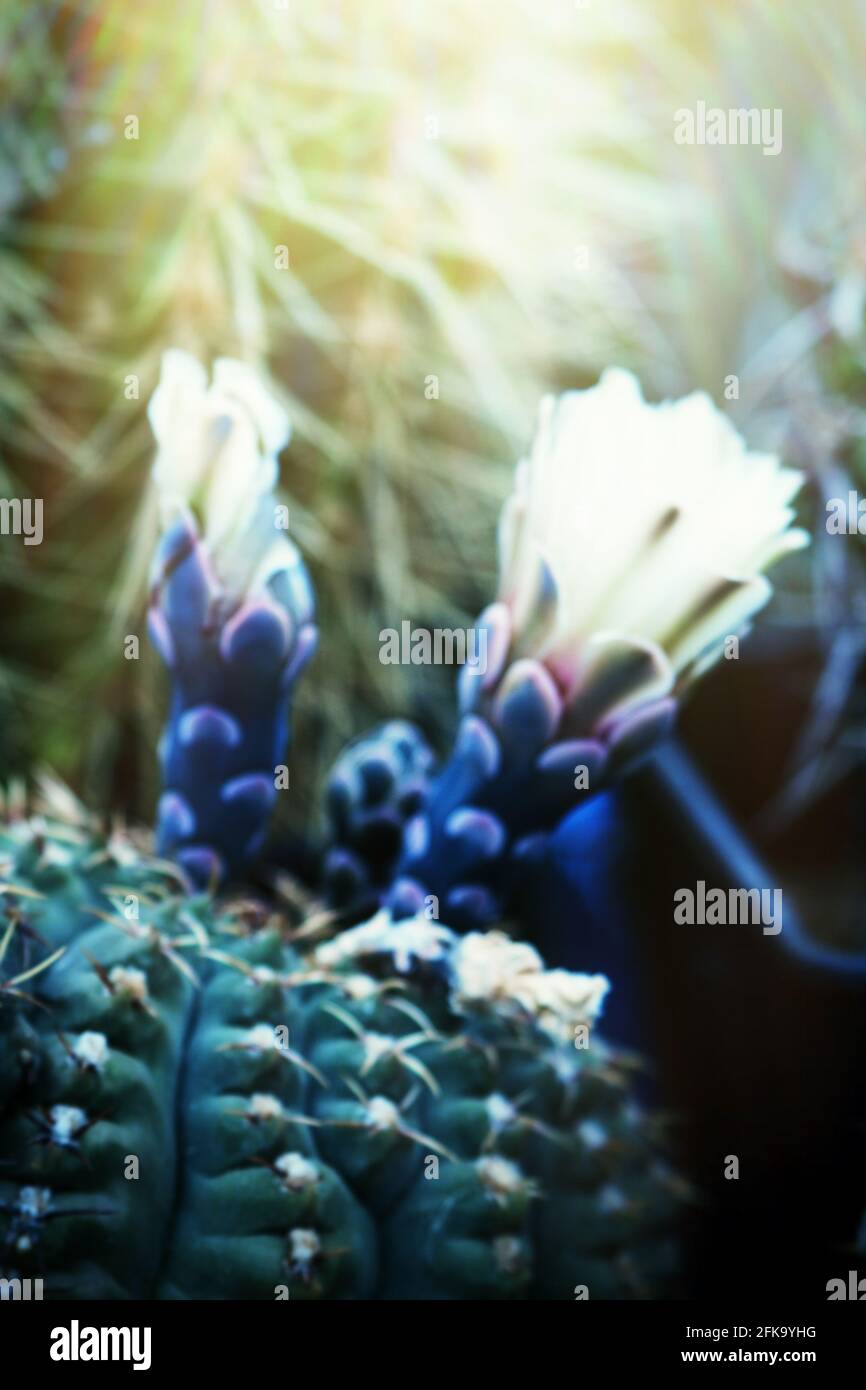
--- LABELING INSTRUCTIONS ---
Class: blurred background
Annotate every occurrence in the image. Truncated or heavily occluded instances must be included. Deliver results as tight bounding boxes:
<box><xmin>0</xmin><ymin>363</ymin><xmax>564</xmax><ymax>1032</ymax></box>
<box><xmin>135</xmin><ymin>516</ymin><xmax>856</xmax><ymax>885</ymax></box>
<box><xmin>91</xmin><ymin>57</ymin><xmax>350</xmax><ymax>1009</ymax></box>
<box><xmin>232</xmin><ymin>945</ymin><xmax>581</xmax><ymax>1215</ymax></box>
<box><xmin>0</xmin><ymin>0</ymin><xmax>864</xmax><ymax>874</ymax></box>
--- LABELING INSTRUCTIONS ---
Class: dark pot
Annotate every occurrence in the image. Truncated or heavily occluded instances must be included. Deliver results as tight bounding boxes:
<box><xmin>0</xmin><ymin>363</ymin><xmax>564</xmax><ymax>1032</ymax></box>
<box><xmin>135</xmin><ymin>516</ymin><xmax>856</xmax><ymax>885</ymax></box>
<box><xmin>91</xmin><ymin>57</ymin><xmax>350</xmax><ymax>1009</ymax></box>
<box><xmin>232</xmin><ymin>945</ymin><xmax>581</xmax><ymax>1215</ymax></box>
<box><xmin>528</xmin><ymin>736</ymin><xmax>866</xmax><ymax>1301</ymax></box>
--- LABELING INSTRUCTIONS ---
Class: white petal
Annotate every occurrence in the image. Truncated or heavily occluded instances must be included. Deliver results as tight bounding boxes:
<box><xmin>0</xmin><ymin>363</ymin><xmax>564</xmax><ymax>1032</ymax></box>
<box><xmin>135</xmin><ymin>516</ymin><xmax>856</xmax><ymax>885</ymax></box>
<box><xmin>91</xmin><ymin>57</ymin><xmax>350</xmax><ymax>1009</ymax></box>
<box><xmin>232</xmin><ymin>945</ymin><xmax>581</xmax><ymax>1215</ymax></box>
<box><xmin>147</xmin><ymin>349</ymin><xmax>208</xmax><ymax>445</ymax></box>
<box><xmin>213</xmin><ymin>357</ymin><xmax>291</xmax><ymax>454</ymax></box>
<box><xmin>149</xmin><ymin>351</ymin><xmax>293</xmax><ymax>601</ymax></box>
<box><xmin>497</xmin><ymin>369</ymin><xmax>808</xmax><ymax>697</ymax></box>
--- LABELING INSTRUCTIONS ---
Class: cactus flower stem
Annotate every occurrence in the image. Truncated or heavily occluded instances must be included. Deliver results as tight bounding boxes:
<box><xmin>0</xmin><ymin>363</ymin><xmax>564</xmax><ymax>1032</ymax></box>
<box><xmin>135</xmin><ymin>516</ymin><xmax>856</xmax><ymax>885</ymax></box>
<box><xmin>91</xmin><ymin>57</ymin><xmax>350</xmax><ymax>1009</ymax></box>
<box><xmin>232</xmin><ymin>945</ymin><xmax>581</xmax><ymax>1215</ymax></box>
<box><xmin>149</xmin><ymin>516</ymin><xmax>316</xmax><ymax>889</ymax></box>
<box><xmin>385</xmin><ymin>627</ymin><xmax>662</xmax><ymax>928</ymax></box>
<box><xmin>146</xmin><ymin>350</ymin><xmax>317</xmax><ymax>888</ymax></box>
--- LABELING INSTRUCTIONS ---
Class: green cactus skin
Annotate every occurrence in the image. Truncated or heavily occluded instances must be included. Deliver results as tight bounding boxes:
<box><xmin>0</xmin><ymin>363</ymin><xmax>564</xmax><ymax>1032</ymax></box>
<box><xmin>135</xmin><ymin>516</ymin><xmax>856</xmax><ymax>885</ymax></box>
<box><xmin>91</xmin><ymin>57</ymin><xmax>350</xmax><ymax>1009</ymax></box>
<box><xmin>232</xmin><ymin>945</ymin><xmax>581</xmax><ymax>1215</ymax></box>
<box><xmin>1</xmin><ymin>813</ymin><xmax>685</xmax><ymax>1300</ymax></box>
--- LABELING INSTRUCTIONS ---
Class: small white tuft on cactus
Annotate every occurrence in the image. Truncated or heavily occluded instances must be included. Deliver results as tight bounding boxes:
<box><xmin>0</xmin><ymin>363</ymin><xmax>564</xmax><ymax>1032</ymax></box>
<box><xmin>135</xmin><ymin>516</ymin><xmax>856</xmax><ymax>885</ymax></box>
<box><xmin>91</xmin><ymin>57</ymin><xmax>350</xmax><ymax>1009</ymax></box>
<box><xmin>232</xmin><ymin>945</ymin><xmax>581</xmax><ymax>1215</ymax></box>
<box><xmin>12</xmin><ymin>1187</ymin><xmax>53</xmax><ymax>1253</ymax></box>
<box><xmin>599</xmin><ymin>1184</ymin><xmax>629</xmax><ymax>1214</ymax></box>
<box><xmin>247</xmin><ymin>1093</ymin><xmax>285</xmax><ymax>1121</ymax></box>
<box><xmin>364</xmin><ymin>1096</ymin><xmax>401</xmax><ymax>1133</ymax></box>
<box><xmin>36</xmin><ymin>836</ymin><xmax>76</xmax><ymax>868</ymax></box>
<box><xmin>450</xmin><ymin>930</ymin><xmax>609</xmax><ymax>1038</ymax></box>
<box><xmin>314</xmin><ymin>909</ymin><xmax>456</xmax><ymax>974</ymax></box>
<box><xmin>362</xmin><ymin>1033</ymin><xmax>397</xmax><ymax>1068</ymax></box>
<box><xmin>550</xmin><ymin>1051</ymin><xmax>580</xmax><ymax>1087</ymax></box>
<box><xmin>493</xmin><ymin>1235</ymin><xmax>526</xmax><ymax>1275</ymax></box>
<box><xmin>71</xmin><ymin>1031</ymin><xmax>109</xmax><ymax>1071</ymax></box>
<box><xmin>577</xmin><ymin>1119</ymin><xmax>609</xmax><ymax>1151</ymax></box>
<box><xmin>339</xmin><ymin>974</ymin><xmax>380</xmax><ymax>1001</ymax></box>
<box><xmin>244</xmin><ymin>1023</ymin><xmax>280</xmax><ymax>1053</ymax></box>
<box><xmin>287</xmin><ymin>1228</ymin><xmax>321</xmax><ymax>1277</ymax></box>
<box><xmin>450</xmin><ymin>931</ymin><xmax>543</xmax><ymax>1008</ymax></box>
<box><xmin>529</xmin><ymin>968</ymin><xmax>610</xmax><ymax>1042</ymax></box>
<box><xmin>476</xmin><ymin>1155</ymin><xmax>526</xmax><ymax>1202</ymax></box>
<box><xmin>108</xmin><ymin>966</ymin><xmax>149</xmax><ymax>1004</ymax></box>
<box><xmin>19</xmin><ymin>1186</ymin><xmax>52</xmax><ymax>1217</ymax></box>
<box><xmin>486</xmin><ymin>1093</ymin><xmax>517</xmax><ymax>1131</ymax></box>
<box><xmin>274</xmin><ymin>1153</ymin><xmax>320</xmax><ymax>1191</ymax></box>
<box><xmin>49</xmin><ymin>1105</ymin><xmax>88</xmax><ymax>1144</ymax></box>
<box><xmin>249</xmin><ymin>965</ymin><xmax>280</xmax><ymax>987</ymax></box>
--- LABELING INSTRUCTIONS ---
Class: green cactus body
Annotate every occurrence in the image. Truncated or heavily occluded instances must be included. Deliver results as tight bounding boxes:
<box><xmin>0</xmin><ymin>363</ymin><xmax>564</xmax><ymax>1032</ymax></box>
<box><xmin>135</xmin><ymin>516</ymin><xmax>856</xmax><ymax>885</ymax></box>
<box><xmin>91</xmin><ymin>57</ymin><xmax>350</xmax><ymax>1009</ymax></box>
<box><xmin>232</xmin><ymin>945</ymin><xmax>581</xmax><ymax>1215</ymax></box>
<box><xmin>1</xmin><ymin>816</ymin><xmax>684</xmax><ymax>1300</ymax></box>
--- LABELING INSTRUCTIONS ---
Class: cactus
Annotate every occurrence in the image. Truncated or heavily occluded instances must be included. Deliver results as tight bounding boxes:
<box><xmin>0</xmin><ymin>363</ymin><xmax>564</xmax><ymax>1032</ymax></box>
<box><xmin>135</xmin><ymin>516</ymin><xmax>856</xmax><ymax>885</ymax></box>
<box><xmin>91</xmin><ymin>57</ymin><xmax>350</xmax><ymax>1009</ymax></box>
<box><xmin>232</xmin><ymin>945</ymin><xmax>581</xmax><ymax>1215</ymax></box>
<box><xmin>13</xmin><ymin>360</ymin><xmax>819</xmax><ymax>1301</ymax></box>
<box><xmin>0</xmin><ymin>814</ymin><xmax>684</xmax><ymax>1300</ymax></box>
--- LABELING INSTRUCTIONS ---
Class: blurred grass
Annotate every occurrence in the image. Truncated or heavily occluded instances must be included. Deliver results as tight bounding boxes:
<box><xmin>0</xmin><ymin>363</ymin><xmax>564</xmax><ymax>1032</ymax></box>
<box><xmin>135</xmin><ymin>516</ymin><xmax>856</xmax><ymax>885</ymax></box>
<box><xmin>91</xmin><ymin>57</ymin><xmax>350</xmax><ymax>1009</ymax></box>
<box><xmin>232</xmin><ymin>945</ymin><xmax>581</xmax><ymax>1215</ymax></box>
<box><xmin>0</xmin><ymin>0</ymin><xmax>864</xmax><ymax>839</ymax></box>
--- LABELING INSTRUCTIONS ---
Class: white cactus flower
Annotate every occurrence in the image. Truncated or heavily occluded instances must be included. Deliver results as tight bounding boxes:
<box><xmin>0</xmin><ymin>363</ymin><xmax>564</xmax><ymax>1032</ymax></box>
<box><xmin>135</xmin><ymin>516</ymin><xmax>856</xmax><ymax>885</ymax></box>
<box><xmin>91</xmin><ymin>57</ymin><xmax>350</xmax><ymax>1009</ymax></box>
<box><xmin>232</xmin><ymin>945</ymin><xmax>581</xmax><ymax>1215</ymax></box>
<box><xmin>148</xmin><ymin>349</ymin><xmax>294</xmax><ymax>598</ymax></box>
<box><xmin>497</xmin><ymin>368</ymin><xmax>809</xmax><ymax>715</ymax></box>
